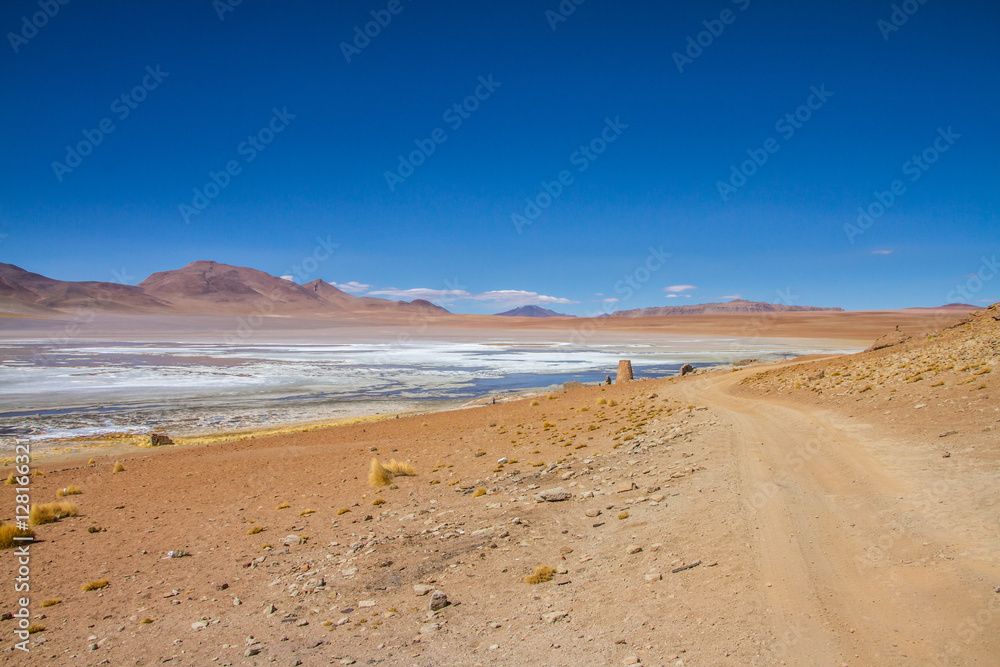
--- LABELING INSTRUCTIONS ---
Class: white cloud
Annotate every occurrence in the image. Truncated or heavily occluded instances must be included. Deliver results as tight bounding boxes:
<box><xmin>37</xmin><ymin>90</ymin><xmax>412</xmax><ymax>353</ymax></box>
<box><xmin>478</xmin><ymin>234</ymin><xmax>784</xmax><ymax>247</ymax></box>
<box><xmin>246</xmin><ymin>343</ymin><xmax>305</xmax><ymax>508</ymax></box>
<box><xmin>602</xmin><ymin>297</ymin><xmax>619</xmax><ymax>303</ymax></box>
<box><xmin>666</xmin><ymin>294</ymin><xmax>679</xmax><ymax>298</ymax></box>
<box><xmin>872</xmin><ymin>250</ymin><xmax>893</xmax><ymax>255</ymax></box>
<box><xmin>664</xmin><ymin>284</ymin><xmax>696</xmax><ymax>293</ymax></box>
<box><xmin>472</xmin><ymin>290</ymin><xmax>578</xmax><ymax>307</ymax></box>
<box><xmin>279</xmin><ymin>275</ymin><xmax>295</xmax><ymax>282</ymax></box>
<box><xmin>332</xmin><ymin>281</ymin><xmax>373</xmax><ymax>293</ymax></box>
<box><xmin>720</xmin><ymin>294</ymin><xmax>742</xmax><ymax>300</ymax></box>
<box><xmin>368</xmin><ymin>287</ymin><xmax>471</xmax><ymax>302</ymax></box>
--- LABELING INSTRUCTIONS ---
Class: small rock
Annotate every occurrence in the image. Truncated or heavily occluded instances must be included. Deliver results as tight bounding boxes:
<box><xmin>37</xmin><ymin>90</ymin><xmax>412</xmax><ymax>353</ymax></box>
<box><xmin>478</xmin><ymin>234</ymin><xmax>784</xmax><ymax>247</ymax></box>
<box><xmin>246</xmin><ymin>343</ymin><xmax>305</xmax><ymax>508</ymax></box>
<box><xmin>942</xmin><ymin>452</ymin><xmax>952</xmax><ymax>458</ymax></box>
<box><xmin>419</xmin><ymin>623</ymin><xmax>440</xmax><ymax>634</ymax></box>
<box><xmin>264</xmin><ymin>604</ymin><xmax>277</xmax><ymax>615</ymax></box>
<box><xmin>585</xmin><ymin>509</ymin><xmax>601</xmax><ymax>518</ymax></box>
<box><xmin>334</xmin><ymin>617</ymin><xmax>350</xmax><ymax>626</ymax></box>
<box><xmin>650</xmin><ymin>494</ymin><xmax>666</xmax><ymax>503</ymax></box>
<box><xmin>939</xmin><ymin>430</ymin><xmax>958</xmax><ymax>438</ymax></box>
<box><xmin>233</xmin><ymin>597</ymin><xmax>241</xmax><ymax>606</ymax></box>
<box><xmin>627</xmin><ymin>545</ymin><xmax>643</xmax><ymax>555</ymax></box>
<box><xmin>358</xmin><ymin>600</ymin><xmax>376</xmax><ymax>608</ymax></box>
<box><xmin>283</xmin><ymin>535</ymin><xmax>302</xmax><ymax>546</ymax></box>
<box><xmin>542</xmin><ymin>611</ymin><xmax>568</xmax><ymax>624</ymax></box>
<box><xmin>414</xmin><ymin>584</ymin><xmax>435</xmax><ymax>596</ymax></box>
<box><xmin>616</xmin><ymin>482</ymin><xmax>636</xmax><ymax>493</ymax></box>
<box><xmin>429</xmin><ymin>591</ymin><xmax>449</xmax><ymax>611</ymax></box>
<box><xmin>644</xmin><ymin>573</ymin><xmax>662</xmax><ymax>582</ymax></box>
<box><xmin>191</xmin><ymin>621</ymin><xmax>207</xmax><ymax>631</ymax></box>
<box><xmin>623</xmin><ymin>655</ymin><xmax>641</xmax><ymax>665</ymax></box>
<box><xmin>245</xmin><ymin>647</ymin><xmax>261</xmax><ymax>657</ymax></box>
<box><xmin>534</xmin><ymin>487</ymin><xmax>572</xmax><ymax>502</ymax></box>
<box><xmin>338</xmin><ymin>659</ymin><xmax>355</xmax><ymax>666</ymax></box>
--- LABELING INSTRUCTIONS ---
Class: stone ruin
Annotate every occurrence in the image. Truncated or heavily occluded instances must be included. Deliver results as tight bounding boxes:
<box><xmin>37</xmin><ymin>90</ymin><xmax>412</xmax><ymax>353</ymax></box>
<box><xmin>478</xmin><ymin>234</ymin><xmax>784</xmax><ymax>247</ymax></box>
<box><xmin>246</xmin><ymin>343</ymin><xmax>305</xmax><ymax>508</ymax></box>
<box><xmin>615</xmin><ymin>359</ymin><xmax>633</xmax><ymax>384</ymax></box>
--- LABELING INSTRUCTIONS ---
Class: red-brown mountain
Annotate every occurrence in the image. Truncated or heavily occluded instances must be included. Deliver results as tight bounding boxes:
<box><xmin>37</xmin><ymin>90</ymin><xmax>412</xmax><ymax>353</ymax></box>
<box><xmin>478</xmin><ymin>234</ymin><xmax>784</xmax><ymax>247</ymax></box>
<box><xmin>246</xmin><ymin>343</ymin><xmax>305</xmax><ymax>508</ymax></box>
<box><xmin>0</xmin><ymin>261</ymin><xmax>449</xmax><ymax>318</ymax></box>
<box><xmin>496</xmin><ymin>305</ymin><xmax>574</xmax><ymax>318</ymax></box>
<box><xmin>605</xmin><ymin>299</ymin><xmax>843</xmax><ymax>318</ymax></box>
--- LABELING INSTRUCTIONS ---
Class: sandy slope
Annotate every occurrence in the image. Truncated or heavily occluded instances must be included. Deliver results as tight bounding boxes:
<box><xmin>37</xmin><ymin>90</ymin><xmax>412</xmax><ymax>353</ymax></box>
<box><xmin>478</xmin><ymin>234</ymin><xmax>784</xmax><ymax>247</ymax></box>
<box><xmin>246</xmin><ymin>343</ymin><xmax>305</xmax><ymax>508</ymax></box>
<box><xmin>5</xmin><ymin>304</ymin><xmax>999</xmax><ymax>665</ymax></box>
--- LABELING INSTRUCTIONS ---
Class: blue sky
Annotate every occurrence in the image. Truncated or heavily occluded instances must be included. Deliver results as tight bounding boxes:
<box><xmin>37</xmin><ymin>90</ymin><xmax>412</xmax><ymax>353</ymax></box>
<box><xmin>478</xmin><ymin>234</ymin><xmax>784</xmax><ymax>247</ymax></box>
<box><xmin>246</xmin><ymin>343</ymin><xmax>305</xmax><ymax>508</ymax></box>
<box><xmin>1</xmin><ymin>0</ymin><xmax>997</xmax><ymax>314</ymax></box>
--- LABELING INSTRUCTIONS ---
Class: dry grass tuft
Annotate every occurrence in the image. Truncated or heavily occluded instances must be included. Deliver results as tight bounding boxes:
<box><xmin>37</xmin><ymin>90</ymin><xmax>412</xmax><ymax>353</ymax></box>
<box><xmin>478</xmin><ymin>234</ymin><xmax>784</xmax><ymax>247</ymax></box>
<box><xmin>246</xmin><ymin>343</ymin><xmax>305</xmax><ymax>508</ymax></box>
<box><xmin>524</xmin><ymin>565</ymin><xmax>555</xmax><ymax>584</ymax></box>
<box><xmin>247</xmin><ymin>526</ymin><xmax>264</xmax><ymax>535</ymax></box>
<box><xmin>140</xmin><ymin>617</ymin><xmax>156</xmax><ymax>624</ymax></box>
<box><xmin>473</xmin><ymin>487</ymin><xmax>487</xmax><ymax>497</ymax></box>
<box><xmin>40</xmin><ymin>599</ymin><xmax>61</xmax><ymax>608</ymax></box>
<box><xmin>113</xmin><ymin>461</ymin><xmax>125</xmax><ymax>473</ymax></box>
<box><xmin>276</xmin><ymin>502</ymin><xmax>290</xmax><ymax>510</ymax></box>
<box><xmin>4</xmin><ymin>472</ymin><xmax>15</xmax><ymax>485</ymax></box>
<box><xmin>336</xmin><ymin>508</ymin><xmax>351</xmax><ymax>515</ymax></box>
<box><xmin>369</xmin><ymin>458</ymin><xmax>392</xmax><ymax>487</ymax></box>
<box><xmin>26</xmin><ymin>624</ymin><xmax>45</xmax><ymax>634</ymax></box>
<box><xmin>29</xmin><ymin>501</ymin><xmax>78</xmax><ymax>526</ymax></box>
<box><xmin>371</xmin><ymin>498</ymin><xmax>386</xmax><ymax>506</ymax></box>
<box><xmin>82</xmin><ymin>579</ymin><xmax>109</xmax><ymax>592</ymax></box>
<box><xmin>0</xmin><ymin>523</ymin><xmax>35</xmax><ymax>549</ymax></box>
<box><xmin>596</xmin><ymin>397</ymin><xmax>608</xmax><ymax>405</ymax></box>
<box><xmin>298</xmin><ymin>509</ymin><xmax>316</xmax><ymax>516</ymax></box>
<box><xmin>88</xmin><ymin>458</ymin><xmax>96</xmax><ymax>465</ymax></box>
<box><xmin>618</xmin><ymin>511</ymin><xmax>629</xmax><ymax>520</ymax></box>
<box><xmin>530</xmin><ymin>400</ymin><xmax>540</xmax><ymax>406</ymax></box>
<box><xmin>56</xmin><ymin>485</ymin><xmax>83</xmax><ymax>497</ymax></box>
<box><xmin>87</xmin><ymin>525</ymin><xmax>104</xmax><ymax>533</ymax></box>
<box><xmin>370</xmin><ymin>458</ymin><xmax>417</xmax><ymax>487</ymax></box>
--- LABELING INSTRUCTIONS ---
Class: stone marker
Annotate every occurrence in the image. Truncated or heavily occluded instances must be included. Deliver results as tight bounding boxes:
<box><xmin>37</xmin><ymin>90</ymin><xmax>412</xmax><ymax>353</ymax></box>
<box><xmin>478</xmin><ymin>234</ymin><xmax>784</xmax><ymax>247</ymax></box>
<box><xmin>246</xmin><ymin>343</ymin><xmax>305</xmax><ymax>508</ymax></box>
<box><xmin>680</xmin><ymin>363</ymin><xmax>695</xmax><ymax>376</ymax></box>
<box><xmin>616</xmin><ymin>360</ymin><xmax>633</xmax><ymax>384</ymax></box>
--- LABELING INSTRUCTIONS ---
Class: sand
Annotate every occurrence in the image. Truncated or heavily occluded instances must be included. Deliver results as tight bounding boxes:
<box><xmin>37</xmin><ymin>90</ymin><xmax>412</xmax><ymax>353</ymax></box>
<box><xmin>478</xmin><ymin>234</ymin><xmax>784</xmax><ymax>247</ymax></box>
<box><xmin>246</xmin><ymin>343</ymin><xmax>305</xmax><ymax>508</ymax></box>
<box><xmin>2</xmin><ymin>306</ymin><xmax>998</xmax><ymax>665</ymax></box>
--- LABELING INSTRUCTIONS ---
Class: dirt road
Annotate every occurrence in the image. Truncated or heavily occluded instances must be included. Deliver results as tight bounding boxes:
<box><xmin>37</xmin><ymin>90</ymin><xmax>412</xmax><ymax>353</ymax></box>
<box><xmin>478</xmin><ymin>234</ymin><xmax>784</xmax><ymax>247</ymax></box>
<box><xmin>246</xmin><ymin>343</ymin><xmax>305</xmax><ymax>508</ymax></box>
<box><xmin>677</xmin><ymin>369</ymin><xmax>1000</xmax><ymax>666</ymax></box>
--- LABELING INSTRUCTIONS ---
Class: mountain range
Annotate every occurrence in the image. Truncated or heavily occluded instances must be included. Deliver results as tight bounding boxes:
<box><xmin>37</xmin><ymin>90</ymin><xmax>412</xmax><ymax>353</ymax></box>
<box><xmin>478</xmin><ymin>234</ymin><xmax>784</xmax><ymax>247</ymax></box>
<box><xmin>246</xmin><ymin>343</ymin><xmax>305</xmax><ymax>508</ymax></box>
<box><xmin>0</xmin><ymin>261</ymin><xmax>449</xmax><ymax>318</ymax></box>
<box><xmin>604</xmin><ymin>299</ymin><xmax>845</xmax><ymax>318</ymax></box>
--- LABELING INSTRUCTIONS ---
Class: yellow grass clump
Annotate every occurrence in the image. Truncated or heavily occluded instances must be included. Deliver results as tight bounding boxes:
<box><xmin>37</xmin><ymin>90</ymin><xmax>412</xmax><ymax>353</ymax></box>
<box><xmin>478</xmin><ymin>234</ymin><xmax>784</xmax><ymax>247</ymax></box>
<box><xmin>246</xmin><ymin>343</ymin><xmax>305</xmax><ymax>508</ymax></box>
<box><xmin>0</xmin><ymin>523</ymin><xmax>35</xmax><ymax>549</ymax></box>
<box><xmin>40</xmin><ymin>599</ymin><xmax>61</xmax><ymax>608</ymax></box>
<box><xmin>369</xmin><ymin>458</ymin><xmax>417</xmax><ymax>487</ymax></box>
<box><xmin>336</xmin><ymin>508</ymin><xmax>351</xmax><ymax>515</ymax></box>
<box><xmin>596</xmin><ymin>397</ymin><xmax>608</xmax><ymax>405</ymax></box>
<box><xmin>371</xmin><ymin>497</ymin><xmax>386</xmax><ymax>506</ymax></box>
<box><xmin>113</xmin><ymin>461</ymin><xmax>125</xmax><ymax>472</ymax></box>
<box><xmin>26</xmin><ymin>624</ymin><xmax>45</xmax><ymax>635</ymax></box>
<box><xmin>82</xmin><ymin>579</ymin><xmax>109</xmax><ymax>592</ymax></box>
<box><xmin>4</xmin><ymin>472</ymin><xmax>15</xmax><ymax>485</ymax></box>
<box><xmin>57</xmin><ymin>485</ymin><xmax>82</xmax><ymax>497</ymax></box>
<box><xmin>88</xmin><ymin>458</ymin><xmax>96</xmax><ymax>465</ymax></box>
<box><xmin>29</xmin><ymin>501</ymin><xmax>78</xmax><ymax>526</ymax></box>
<box><xmin>618</xmin><ymin>511</ymin><xmax>629</xmax><ymax>520</ymax></box>
<box><xmin>524</xmin><ymin>565</ymin><xmax>555</xmax><ymax>584</ymax></box>
<box><xmin>247</xmin><ymin>526</ymin><xmax>264</xmax><ymax>535</ymax></box>
<box><xmin>299</xmin><ymin>509</ymin><xmax>316</xmax><ymax>516</ymax></box>
<box><xmin>473</xmin><ymin>487</ymin><xmax>487</xmax><ymax>497</ymax></box>
<box><xmin>276</xmin><ymin>502</ymin><xmax>290</xmax><ymax>510</ymax></box>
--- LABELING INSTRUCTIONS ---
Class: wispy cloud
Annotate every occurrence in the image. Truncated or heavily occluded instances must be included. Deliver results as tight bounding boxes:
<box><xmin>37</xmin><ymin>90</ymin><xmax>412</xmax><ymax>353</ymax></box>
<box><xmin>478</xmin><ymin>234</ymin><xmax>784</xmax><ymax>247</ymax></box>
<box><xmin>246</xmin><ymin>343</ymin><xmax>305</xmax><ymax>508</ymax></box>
<box><xmin>472</xmin><ymin>290</ymin><xmax>578</xmax><ymax>306</ymax></box>
<box><xmin>665</xmin><ymin>294</ymin><xmax>692</xmax><ymax>299</ymax></box>
<box><xmin>664</xmin><ymin>284</ymin><xmax>696</xmax><ymax>293</ymax></box>
<box><xmin>720</xmin><ymin>294</ymin><xmax>742</xmax><ymax>300</ymax></box>
<box><xmin>871</xmin><ymin>249</ymin><xmax>893</xmax><ymax>255</ymax></box>
<box><xmin>331</xmin><ymin>281</ymin><xmax>372</xmax><ymax>293</ymax></box>
<box><xmin>368</xmin><ymin>287</ymin><xmax>471</xmax><ymax>301</ymax></box>
<box><xmin>279</xmin><ymin>275</ymin><xmax>295</xmax><ymax>282</ymax></box>
<box><xmin>362</xmin><ymin>286</ymin><xmax>576</xmax><ymax>307</ymax></box>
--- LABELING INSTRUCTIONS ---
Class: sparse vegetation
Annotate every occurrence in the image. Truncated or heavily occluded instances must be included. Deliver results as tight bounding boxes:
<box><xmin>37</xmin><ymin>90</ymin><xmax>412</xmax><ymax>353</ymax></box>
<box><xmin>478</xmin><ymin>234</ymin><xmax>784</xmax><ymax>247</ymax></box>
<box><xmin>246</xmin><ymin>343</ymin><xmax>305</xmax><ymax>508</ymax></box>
<box><xmin>26</xmin><ymin>624</ymin><xmax>45</xmax><ymax>634</ymax></box>
<box><xmin>0</xmin><ymin>523</ymin><xmax>35</xmax><ymax>549</ymax></box>
<box><xmin>299</xmin><ymin>509</ymin><xmax>316</xmax><ymax>516</ymax></box>
<box><xmin>473</xmin><ymin>487</ymin><xmax>487</xmax><ymax>497</ymax></box>
<box><xmin>369</xmin><ymin>457</ymin><xmax>417</xmax><ymax>487</ymax></box>
<box><xmin>56</xmin><ymin>485</ymin><xmax>82</xmax><ymax>497</ymax></box>
<box><xmin>87</xmin><ymin>525</ymin><xmax>105</xmax><ymax>533</ymax></box>
<box><xmin>113</xmin><ymin>461</ymin><xmax>125</xmax><ymax>472</ymax></box>
<box><xmin>4</xmin><ymin>472</ymin><xmax>15</xmax><ymax>485</ymax></box>
<box><xmin>29</xmin><ymin>501</ymin><xmax>78</xmax><ymax>526</ymax></box>
<box><xmin>247</xmin><ymin>526</ymin><xmax>264</xmax><ymax>535</ymax></box>
<box><xmin>88</xmin><ymin>458</ymin><xmax>96</xmax><ymax>465</ymax></box>
<box><xmin>530</xmin><ymin>400</ymin><xmax>540</xmax><ymax>406</ymax></box>
<box><xmin>40</xmin><ymin>599</ymin><xmax>61</xmax><ymax>608</ymax></box>
<box><xmin>618</xmin><ymin>511</ymin><xmax>629</xmax><ymax>520</ymax></box>
<box><xmin>596</xmin><ymin>397</ymin><xmax>607</xmax><ymax>405</ymax></box>
<box><xmin>371</xmin><ymin>498</ymin><xmax>386</xmax><ymax>506</ymax></box>
<box><xmin>276</xmin><ymin>502</ymin><xmax>290</xmax><ymax>509</ymax></box>
<box><xmin>524</xmin><ymin>565</ymin><xmax>555</xmax><ymax>584</ymax></box>
<box><xmin>140</xmin><ymin>617</ymin><xmax>155</xmax><ymax>624</ymax></box>
<box><xmin>336</xmin><ymin>508</ymin><xmax>351</xmax><ymax>515</ymax></box>
<box><xmin>82</xmin><ymin>579</ymin><xmax>109</xmax><ymax>592</ymax></box>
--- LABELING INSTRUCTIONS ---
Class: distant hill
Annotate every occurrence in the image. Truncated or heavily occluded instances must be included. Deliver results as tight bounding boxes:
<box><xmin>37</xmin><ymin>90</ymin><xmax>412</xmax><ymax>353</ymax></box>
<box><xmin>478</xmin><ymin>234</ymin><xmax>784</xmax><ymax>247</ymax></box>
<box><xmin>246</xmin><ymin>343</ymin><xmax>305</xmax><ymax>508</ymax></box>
<box><xmin>903</xmin><ymin>303</ymin><xmax>982</xmax><ymax>311</ymax></box>
<box><xmin>495</xmin><ymin>305</ymin><xmax>573</xmax><ymax>318</ymax></box>
<box><xmin>0</xmin><ymin>261</ymin><xmax>450</xmax><ymax>319</ymax></box>
<box><xmin>605</xmin><ymin>299</ymin><xmax>843</xmax><ymax>318</ymax></box>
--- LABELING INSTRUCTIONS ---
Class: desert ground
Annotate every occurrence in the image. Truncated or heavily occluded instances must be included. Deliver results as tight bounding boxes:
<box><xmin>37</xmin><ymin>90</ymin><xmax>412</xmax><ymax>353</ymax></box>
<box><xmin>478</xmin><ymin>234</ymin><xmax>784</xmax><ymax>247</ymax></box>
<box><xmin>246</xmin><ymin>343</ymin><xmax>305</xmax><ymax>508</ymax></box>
<box><xmin>2</xmin><ymin>306</ymin><xmax>998</xmax><ymax>666</ymax></box>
